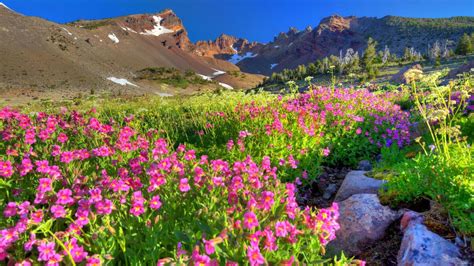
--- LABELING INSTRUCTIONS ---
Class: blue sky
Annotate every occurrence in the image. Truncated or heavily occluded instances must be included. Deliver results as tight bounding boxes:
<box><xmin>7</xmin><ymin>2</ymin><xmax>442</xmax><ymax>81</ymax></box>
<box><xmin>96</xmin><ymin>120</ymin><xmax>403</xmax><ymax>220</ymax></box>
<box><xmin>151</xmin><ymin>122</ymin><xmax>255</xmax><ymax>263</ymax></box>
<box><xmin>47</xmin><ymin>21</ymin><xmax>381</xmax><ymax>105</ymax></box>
<box><xmin>2</xmin><ymin>0</ymin><xmax>473</xmax><ymax>43</ymax></box>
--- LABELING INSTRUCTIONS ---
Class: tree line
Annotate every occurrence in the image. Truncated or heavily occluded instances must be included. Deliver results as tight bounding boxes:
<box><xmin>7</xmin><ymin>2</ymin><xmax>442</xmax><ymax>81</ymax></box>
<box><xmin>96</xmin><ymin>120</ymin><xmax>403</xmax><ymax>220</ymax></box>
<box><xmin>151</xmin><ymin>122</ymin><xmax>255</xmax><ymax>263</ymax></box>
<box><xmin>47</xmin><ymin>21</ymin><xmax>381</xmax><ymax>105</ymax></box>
<box><xmin>264</xmin><ymin>33</ymin><xmax>474</xmax><ymax>85</ymax></box>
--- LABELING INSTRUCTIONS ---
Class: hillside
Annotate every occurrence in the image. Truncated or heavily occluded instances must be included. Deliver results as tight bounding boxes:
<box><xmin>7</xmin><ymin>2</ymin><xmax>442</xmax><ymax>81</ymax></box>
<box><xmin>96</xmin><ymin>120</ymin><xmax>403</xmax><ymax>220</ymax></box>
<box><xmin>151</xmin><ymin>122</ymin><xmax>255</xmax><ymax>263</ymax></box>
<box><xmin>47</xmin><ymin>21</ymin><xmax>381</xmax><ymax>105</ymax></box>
<box><xmin>195</xmin><ymin>15</ymin><xmax>474</xmax><ymax>75</ymax></box>
<box><xmin>0</xmin><ymin>5</ymin><xmax>263</xmax><ymax>103</ymax></box>
<box><xmin>1</xmin><ymin>3</ymin><xmax>473</xmax><ymax>101</ymax></box>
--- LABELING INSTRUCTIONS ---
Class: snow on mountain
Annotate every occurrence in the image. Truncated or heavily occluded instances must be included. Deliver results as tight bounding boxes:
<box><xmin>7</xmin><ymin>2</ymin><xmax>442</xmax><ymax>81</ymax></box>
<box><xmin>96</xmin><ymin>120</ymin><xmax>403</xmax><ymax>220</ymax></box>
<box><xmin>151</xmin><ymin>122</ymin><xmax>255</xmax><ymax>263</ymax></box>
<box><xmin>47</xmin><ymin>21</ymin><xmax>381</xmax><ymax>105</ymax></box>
<box><xmin>107</xmin><ymin>77</ymin><xmax>138</xmax><ymax>87</ymax></box>
<box><xmin>0</xmin><ymin>2</ymin><xmax>12</xmax><ymax>11</ymax></box>
<box><xmin>228</xmin><ymin>52</ymin><xmax>258</xmax><ymax>64</ymax></box>
<box><xmin>61</xmin><ymin>27</ymin><xmax>73</xmax><ymax>36</ymax></box>
<box><xmin>218</xmin><ymin>82</ymin><xmax>234</xmax><ymax>90</ymax></box>
<box><xmin>197</xmin><ymin>74</ymin><xmax>212</xmax><ymax>81</ymax></box>
<box><xmin>108</xmin><ymin>33</ymin><xmax>120</xmax><ymax>44</ymax></box>
<box><xmin>212</xmin><ymin>69</ymin><xmax>226</xmax><ymax>76</ymax></box>
<box><xmin>140</xmin><ymin>16</ymin><xmax>174</xmax><ymax>37</ymax></box>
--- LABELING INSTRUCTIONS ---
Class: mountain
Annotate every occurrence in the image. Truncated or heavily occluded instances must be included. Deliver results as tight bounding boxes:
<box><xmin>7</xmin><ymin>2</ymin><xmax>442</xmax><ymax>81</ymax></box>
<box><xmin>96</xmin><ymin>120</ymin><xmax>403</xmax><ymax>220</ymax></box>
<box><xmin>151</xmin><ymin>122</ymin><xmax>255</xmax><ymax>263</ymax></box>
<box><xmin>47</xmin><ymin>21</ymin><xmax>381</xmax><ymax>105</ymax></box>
<box><xmin>1</xmin><ymin>3</ymin><xmax>473</xmax><ymax>101</ymax></box>
<box><xmin>0</xmin><ymin>5</ymin><xmax>264</xmax><ymax>102</ymax></box>
<box><xmin>193</xmin><ymin>15</ymin><xmax>474</xmax><ymax>75</ymax></box>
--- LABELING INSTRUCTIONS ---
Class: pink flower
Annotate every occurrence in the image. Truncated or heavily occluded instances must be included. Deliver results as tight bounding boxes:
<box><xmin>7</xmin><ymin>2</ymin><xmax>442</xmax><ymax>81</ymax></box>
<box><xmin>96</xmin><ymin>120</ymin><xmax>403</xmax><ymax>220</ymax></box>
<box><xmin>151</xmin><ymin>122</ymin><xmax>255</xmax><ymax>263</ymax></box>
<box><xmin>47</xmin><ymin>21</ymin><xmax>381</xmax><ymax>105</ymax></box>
<box><xmin>50</xmin><ymin>205</ymin><xmax>66</xmax><ymax>219</ymax></box>
<box><xmin>179</xmin><ymin>178</ymin><xmax>191</xmax><ymax>192</ymax></box>
<box><xmin>275</xmin><ymin>221</ymin><xmax>288</xmax><ymax>237</ymax></box>
<box><xmin>247</xmin><ymin>245</ymin><xmax>265</xmax><ymax>266</ymax></box>
<box><xmin>19</xmin><ymin>158</ymin><xmax>33</xmax><ymax>176</ymax></box>
<box><xmin>70</xmin><ymin>245</ymin><xmax>88</xmax><ymax>263</ymax></box>
<box><xmin>149</xmin><ymin>195</ymin><xmax>162</xmax><ymax>210</ymax></box>
<box><xmin>57</xmin><ymin>133</ymin><xmax>68</xmax><ymax>143</ymax></box>
<box><xmin>30</xmin><ymin>210</ymin><xmax>43</xmax><ymax>224</ymax></box>
<box><xmin>322</xmin><ymin>147</ymin><xmax>330</xmax><ymax>157</ymax></box>
<box><xmin>0</xmin><ymin>160</ymin><xmax>13</xmax><ymax>178</ymax></box>
<box><xmin>46</xmin><ymin>253</ymin><xmax>63</xmax><ymax>265</ymax></box>
<box><xmin>35</xmin><ymin>160</ymin><xmax>50</xmax><ymax>173</ymax></box>
<box><xmin>60</xmin><ymin>151</ymin><xmax>74</xmax><ymax>163</ymax></box>
<box><xmin>24</xmin><ymin>233</ymin><xmax>36</xmax><ymax>251</ymax></box>
<box><xmin>226</xmin><ymin>140</ymin><xmax>234</xmax><ymax>151</ymax></box>
<box><xmin>260</xmin><ymin>191</ymin><xmax>274</xmax><ymax>211</ymax></box>
<box><xmin>243</xmin><ymin>212</ymin><xmax>259</xmax><ymax>230</ymax></box>
<box><xmin>3</xmin><ymin>202</ymin><xmax>17</xmax><ymax>217</ymax></box>
<box><xmin>38</xmin><ymin>241</ymin><xmax>56</xmax><ymax>261</ymax></box>
<box><xmin>263</xmin><ymin>228</ymin><xmax>277</xmax><ymax>251</ymax></box>
<box><xmin>56</xmin><ymin>189</ymin><xmax>74</xmax><ymax>205</ymax></box>
<box><xmin>356</xmin><ymin>127</ymin><xmax>362</xmax><ymax>135</ymax></box>
<box><xmin>95</xmin><ymin>199</ymin><xmax>113</xmax><ymax>215</ymax></box>
<box><xmin>88</xmin><ymin>188</ymin><xmax>102</xmax><ymax>203</ymax></box>
<box><xmin>130</xmin><ymin>203</ymin><xmax>145</xmax><ymax>217</ymax></box>
<box><xmin>85</xmin><ymin>256</ymin><xmax>101</xmax><ymax>266</ymax></box>
<box><xmin>203</xmin><ymin>238</ymin><xmax>215</xmax><ymax>255</ymax></box>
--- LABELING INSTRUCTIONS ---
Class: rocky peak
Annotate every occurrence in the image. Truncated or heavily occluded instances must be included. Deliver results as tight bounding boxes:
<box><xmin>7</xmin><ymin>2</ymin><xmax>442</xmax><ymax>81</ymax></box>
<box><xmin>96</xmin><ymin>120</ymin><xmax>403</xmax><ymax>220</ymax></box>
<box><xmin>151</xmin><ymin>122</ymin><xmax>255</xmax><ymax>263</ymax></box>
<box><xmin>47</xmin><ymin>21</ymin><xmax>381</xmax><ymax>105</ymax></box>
<box><xmin>115</xmin><ymin>9</ymin><xmax>192</xmax><ymax>50</ymax></box>
<box><xmin>317</xmin><ymin>15</ymin><xmax>356</xmax><ymax>34</ymax></box>
<box><xmin>288</xmin><ymin>27</ymin><xmax>299</xmax><ymax>35</ymax></box>
<box><xmin>193</xmin><ymin>33</ymin><xmax>261</xmax><ymax>57</ymax></box>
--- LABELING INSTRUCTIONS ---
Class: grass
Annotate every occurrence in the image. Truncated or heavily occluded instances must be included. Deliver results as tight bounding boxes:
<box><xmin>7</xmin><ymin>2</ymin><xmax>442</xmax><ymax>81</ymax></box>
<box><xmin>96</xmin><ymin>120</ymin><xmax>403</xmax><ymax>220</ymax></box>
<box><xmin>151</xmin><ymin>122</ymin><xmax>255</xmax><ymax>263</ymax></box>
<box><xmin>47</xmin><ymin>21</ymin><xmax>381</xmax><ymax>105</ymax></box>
<box><xmin>135</xmin><ymin>67</ymin><xmax>214</xmax><ymax>89</ymax></box>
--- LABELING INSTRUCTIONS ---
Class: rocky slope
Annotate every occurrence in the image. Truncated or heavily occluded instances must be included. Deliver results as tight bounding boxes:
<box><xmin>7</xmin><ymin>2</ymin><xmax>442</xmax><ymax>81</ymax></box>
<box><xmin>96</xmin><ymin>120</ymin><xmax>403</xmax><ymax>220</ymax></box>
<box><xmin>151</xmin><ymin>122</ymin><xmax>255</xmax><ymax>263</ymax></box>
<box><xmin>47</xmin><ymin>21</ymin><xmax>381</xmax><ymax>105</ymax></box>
<box><xmin>194</xmin><ymin>15</ymin><xmax>474</xmax><ymax>75</ymax></box>
<box><xmin>0</xmin><ymin>5</ymin><xmax>263</xmax><ymax>102</ymax></box>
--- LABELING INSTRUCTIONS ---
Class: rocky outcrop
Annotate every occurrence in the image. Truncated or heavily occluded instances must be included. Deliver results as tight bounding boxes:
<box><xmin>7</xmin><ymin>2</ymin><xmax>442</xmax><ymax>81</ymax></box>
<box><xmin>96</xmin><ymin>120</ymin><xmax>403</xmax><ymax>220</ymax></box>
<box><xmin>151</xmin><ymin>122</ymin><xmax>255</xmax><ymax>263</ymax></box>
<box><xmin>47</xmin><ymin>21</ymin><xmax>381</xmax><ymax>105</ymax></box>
<box><xmin>334</xmin><ymin>171</ymin><xmax>386</xmax><ymax>202</ymax></box>
<box><xmin>316</xmin><ymin>15</ymin><xmax>355</xmax><ymax>34</ymax></box>
<box><xmin>327</xmin><ymin>194</ymin><xmax>402</xmax><ymax>256</ymax></box>
<box><xmin>193</xmin><ymin>34</ymin><xmax>262</xmax><ymax>57</ymax></box>
<box><xmin>398</xmin><ymin>211</ymin><xmax>468</xmax><ymax>266</ymax></box>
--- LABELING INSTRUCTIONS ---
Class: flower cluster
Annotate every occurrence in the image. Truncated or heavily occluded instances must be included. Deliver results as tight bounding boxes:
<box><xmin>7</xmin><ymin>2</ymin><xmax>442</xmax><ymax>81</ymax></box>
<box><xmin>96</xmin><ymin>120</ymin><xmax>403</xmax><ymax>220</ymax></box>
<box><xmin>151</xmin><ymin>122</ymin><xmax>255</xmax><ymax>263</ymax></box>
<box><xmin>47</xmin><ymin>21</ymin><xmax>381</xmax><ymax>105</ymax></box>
<box><xmin>225</xmin><ymin>87</ymin><xmax>412</xmax><ymax>181</ymax></box>
<box><xmin>0</xmin><ymin>107</ymin><xmax>340</xmax><ymax>265</ymax></box>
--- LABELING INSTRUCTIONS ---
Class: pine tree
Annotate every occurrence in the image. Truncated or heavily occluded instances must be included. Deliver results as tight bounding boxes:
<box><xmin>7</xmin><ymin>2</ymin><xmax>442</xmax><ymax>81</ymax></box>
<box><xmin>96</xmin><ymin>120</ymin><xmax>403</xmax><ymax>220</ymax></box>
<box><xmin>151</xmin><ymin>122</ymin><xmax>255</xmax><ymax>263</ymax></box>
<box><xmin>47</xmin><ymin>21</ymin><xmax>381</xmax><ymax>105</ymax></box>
<box><xmin>455</xmin><ymin>33</ymin><xmax>473</xmax><ymax>55</ymax></box>
<box><xmin>307</xmin><ymin>63</ymin><xmax>317</xmax><ymax>76</ymax></box>
<box><xmin>362</xmin><ymin>37</ymin><xmax>378</xmax><ymax>80</ymax></box>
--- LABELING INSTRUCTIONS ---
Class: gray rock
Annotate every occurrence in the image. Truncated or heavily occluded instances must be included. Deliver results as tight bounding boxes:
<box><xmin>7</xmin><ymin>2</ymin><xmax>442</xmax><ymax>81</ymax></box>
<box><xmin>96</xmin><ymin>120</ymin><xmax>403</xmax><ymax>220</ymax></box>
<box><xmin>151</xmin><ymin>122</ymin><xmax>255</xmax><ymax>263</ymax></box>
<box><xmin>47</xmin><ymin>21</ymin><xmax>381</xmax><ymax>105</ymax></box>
<box><xmin>398</xmin><ymin>211</ymin><xmax>468</xmax><ymax>266</ymax></box>
<box><xmin>358</xmin><ymin>160</ymin><xmax>372</xmax><ymax>171</ymax></box>
<box><xmin>323</xmin><ymin>183</ymin><xmax>338</xmax><ymax>200</ymax></box>
<box><xmin>327</xmin><ymin>194</ymin><xmax>402</xmax><ymax>256</ymax></box>
<box><xmin>334</xmin><ymin>171</ymin><xmax>386</xmax><ymax>202</ymax></box>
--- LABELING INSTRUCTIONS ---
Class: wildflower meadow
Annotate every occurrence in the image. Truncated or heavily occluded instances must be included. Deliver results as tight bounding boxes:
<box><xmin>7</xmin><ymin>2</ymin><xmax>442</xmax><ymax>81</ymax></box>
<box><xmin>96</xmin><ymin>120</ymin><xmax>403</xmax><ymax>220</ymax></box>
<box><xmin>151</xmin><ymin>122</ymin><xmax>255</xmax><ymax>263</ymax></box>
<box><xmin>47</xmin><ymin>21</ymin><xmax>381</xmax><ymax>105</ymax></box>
<box><xmin>0</xmin><ymin>77</ymin><xmax>472</xmax><ymax>265</ymax></box>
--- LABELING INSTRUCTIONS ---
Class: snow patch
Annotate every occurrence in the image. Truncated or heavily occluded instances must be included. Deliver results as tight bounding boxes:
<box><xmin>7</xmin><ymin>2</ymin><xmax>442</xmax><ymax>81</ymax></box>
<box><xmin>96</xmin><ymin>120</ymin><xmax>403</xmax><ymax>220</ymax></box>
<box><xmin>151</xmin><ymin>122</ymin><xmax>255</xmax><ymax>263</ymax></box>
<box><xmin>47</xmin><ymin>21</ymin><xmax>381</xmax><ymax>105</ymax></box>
<box><xmin>121</xmin><ymin>26</ymin><xmax>137</xmax><ymax>33</ymax></box>
<box><xmin>140</xmin><ymin>16</ymin><xmax>174</xmax><ymax>37</ymax></box>
<box><xmin>270</xmin><ymin>63</ymin><xmax>279</xmax><ymax>69</ymax></box>
<box><xmin>212</xmin><ymin>69</ymin><xmax>226</xmax><ymax>77</ymax></box>
<box><xmin>228</xmin><ymin>52</ymin><xmax>258</xmax><ymax>65</ymax></box>
<box><xmin>231</xmin><ymin>44</ymin><xmax>238</xmax><ymax>53</ymax></box>
<box><xmin>218</xmin><ymin>82</ymin><xmax>234</xmax><ymax>90</ymax></box>
<box><xmin>197</xmin><ymin>74</ymin><xmax>212</xmax><ymax>81</ymax></box>
<box><xmin>0</xmin><ymin>2</ymin><xmax>12</xmax><ymax>11</ymax></box>
<box><xmin>108</xmin><ymin>33</ymin><xmax>119</xmax><ymax>44</ymax></box>
<box><xmin>274</xmin><ymin>45</ymin><xmax>280</xmax><ymax>48</ymax></box>
<box><xmin>107</xmin><ymin>77</ymin><xmax>138</xmax><ymax>87</ymax></box>
<box><xmin>61</xmin><ymin>27</ymin><xmax>73</xmax><ymax>36</ymax></box>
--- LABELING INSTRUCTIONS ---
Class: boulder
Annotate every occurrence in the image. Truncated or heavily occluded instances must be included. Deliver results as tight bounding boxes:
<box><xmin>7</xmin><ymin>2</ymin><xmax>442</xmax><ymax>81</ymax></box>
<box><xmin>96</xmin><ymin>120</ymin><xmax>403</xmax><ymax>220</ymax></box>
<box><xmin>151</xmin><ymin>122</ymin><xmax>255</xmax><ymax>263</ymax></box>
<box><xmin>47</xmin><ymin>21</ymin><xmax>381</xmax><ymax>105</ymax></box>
<box><xmin>334</xmin><ymin>171</ymin><xmax>386</xmax><ymax>202</ymax></box>
<box><xmin>327</xmin><ymin>194</ymin><xmax>402</xmax><ymax>256</ymax></box>
<box><xmin>391</xmin><ymin>64</ymin><xmax>423</xmax><ymax>84</ymax></box>
<box><xmin>398</xmin><ymin>211</ymin><xmax>468</xmax><ymax>266</ymax></box>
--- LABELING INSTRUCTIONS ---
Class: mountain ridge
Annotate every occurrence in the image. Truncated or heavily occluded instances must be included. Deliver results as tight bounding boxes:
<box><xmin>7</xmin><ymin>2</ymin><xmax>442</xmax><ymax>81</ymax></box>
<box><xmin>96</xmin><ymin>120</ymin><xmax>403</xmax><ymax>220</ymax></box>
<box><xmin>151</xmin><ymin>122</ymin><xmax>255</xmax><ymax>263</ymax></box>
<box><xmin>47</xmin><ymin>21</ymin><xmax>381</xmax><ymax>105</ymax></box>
<box><xmin>1</xmin><ymin>4</ymin><xmax>473</xmax><ymax>98</ymax></box>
